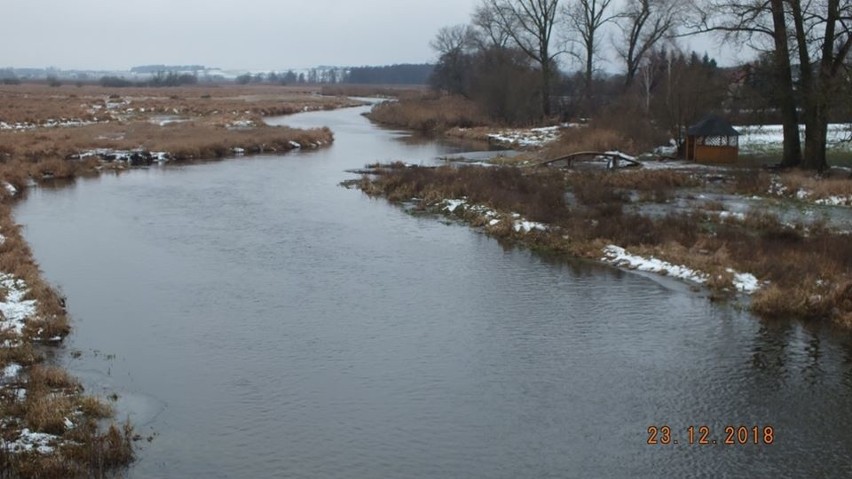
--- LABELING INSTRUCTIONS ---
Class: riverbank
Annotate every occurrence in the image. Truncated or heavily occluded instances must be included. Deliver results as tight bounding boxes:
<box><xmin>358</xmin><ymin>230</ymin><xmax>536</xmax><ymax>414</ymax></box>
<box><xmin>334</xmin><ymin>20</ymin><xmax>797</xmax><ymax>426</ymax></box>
<box><xmin>0</xmin><ymin>84</ymin><xmax>359</xmax><ymax>192</ymax></box>
<box><xmin>351</xmin><ymin>163</ymin><xmax>852</xmax><ymax>327</ymax></box>
<box><xmin>0</xmin><ymin>200</ymin><xmax>134</xmax><ymax>477</ymax></box>
<box><xmin>0</xmin><ymin>84</ymin><xmax>354</xmax><ymax>477</ymax></box>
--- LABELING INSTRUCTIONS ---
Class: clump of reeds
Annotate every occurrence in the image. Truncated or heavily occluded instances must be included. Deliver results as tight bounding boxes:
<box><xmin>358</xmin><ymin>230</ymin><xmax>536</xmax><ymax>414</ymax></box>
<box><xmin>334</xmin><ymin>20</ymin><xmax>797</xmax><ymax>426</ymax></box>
<box><xmin>366</xmin><ymin>94</ymin><xmax>491</xmax><ymax>132</ymax></box>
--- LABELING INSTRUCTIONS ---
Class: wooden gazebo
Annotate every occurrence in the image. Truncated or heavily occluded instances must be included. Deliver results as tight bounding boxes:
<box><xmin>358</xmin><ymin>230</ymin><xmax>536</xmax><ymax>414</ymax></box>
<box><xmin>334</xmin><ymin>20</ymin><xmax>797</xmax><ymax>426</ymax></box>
<box><xmin>684</xmin><ymin>115</ymin><xmax>740</xmax><ymax>164</ymax></box>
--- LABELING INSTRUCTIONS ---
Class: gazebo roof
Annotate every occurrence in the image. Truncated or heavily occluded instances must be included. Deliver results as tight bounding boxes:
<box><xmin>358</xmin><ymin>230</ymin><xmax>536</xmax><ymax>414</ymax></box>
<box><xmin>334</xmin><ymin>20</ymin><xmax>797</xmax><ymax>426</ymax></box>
<box><xmin>687</xmin><ymin>115</ymin><xmax>740</xmax><ymax>137</ymax></box>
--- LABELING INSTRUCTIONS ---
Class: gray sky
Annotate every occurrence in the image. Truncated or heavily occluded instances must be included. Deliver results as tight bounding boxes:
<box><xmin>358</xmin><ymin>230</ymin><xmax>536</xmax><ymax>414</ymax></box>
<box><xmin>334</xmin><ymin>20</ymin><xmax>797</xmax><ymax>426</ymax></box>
<box><xmin>4</xmin><ymin>0</ymin><xmax>736</xmax><ymax>71</ymax></box>
<box><xmin>4</xmin><ymin>0</ymin><xmax>479</xmax><ymax>70</ymax></box>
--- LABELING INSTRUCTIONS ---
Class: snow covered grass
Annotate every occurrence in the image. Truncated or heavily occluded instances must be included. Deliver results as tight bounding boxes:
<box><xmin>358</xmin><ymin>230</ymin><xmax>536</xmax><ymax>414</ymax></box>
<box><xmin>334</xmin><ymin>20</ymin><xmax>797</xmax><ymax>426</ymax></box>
<box><xmin>603</xmin><ymin>245</ymin><xmax>709</xmax><ymax>284</ymax></box>
<box><xmin>440</xmin><ymin>198</ymin><xmax>549</xmax><ymax>234</ymax></box>
<box><xmin>488</xmin><ymin>126</ymin><xmax>562</xmax><ymax>148</ymax></box>
<box><xmin>765</xmin><ymin>172</ymin><xmax>852</xmax><ymax>206</ymax></box>
<box><xmin>736</xmin><ymin>123</ymin><xmax>852</xmax><ymax>155</ymax></box>
<box><xmin>0</xmin><ymin>274</ymin><xmax>38</xmax><ymax>336</ymax></box>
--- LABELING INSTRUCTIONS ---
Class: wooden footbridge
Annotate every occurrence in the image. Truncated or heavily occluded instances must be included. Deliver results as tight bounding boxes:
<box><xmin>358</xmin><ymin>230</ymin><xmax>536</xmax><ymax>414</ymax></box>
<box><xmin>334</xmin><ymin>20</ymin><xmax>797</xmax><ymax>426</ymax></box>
<box><xmin>532</xmin><ymin>151</ymin><xmax>642</xmax><ymax>170</ymax></box>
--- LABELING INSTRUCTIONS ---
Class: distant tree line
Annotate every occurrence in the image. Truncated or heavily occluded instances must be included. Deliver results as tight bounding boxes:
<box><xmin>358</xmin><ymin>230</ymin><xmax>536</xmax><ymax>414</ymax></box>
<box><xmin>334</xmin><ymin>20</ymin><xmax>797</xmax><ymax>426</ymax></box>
<box><xmin>232</xmin><ymin>65</ymin><xmax>434</xmax><ymax>86</ymax></box>
<box><xmin>130</xmin><ymin>65</ymin><xmax>206</xmax><ymax>74</ymax></box>
<box><xmin>344</xmin><ymin>64</ymin><xmax>434</xmax><ymax>84</ymax></box>
<box><xmin>100</xmin><ymin>71</ymin><xmax>198</xmax><ymax>88</ymax></box>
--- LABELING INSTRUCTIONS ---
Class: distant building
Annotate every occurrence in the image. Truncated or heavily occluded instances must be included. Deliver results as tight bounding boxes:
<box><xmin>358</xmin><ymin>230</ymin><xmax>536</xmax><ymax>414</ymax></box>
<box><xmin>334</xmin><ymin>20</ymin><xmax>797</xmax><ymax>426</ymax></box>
<box><xmin>684</xmin><ymin>115</ymin><xmax>741</xmax><ymax>164</ymax></box>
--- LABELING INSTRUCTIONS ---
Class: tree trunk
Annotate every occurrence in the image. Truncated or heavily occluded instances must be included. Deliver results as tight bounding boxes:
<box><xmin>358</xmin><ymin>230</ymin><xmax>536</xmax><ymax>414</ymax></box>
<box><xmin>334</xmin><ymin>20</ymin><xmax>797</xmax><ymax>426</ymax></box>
<box><xmin>585</xmin><ymin>43</ymin><xmax>594</xmax><ymax>100</ymax></box>
<box><xmin>541</xmin><ymin>60</ymin><xmax>552</xmax><ymax>117</ymax></box>
<box><xmin>770</xmin><ymin>0</ymin><xmax>801</xmax><ymax>167</ymax></box>
<box><xmin>802</xmin><ymin>103</ymin><xmax>828</xmax><ymax>171</ymax></box>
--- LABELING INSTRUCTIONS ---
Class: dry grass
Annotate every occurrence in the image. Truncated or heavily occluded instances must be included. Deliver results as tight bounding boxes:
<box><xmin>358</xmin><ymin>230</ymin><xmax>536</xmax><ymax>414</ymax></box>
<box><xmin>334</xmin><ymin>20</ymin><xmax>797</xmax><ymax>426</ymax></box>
<box><xmin>0</xmin><ymin>84</ymin><xmax>343</xmax><ymax>190</ymax></box>
<box><xmin>366</xmin><ymin>94</ymin><xmax>492</xmax><ymax>132</ymax></box>
<box><xmin>363</xmin><ymin>165</ymin><xmax>568</xmax><ymax>223</ymax></box>
<box><xmin>0</xmin><ymin>118</ymin><xmax>333</xmax><ymax>164</ymax></box>
<box><xmin>776</xmin><ymin>170</ymin><xmax>852</xmax><ymax>199</ymax></box>
<box><xmin>359</xmin><ymin>163</ymin><xmax>852</xmax><ymax>325</ymax></box>
<box><xmin>0</xmin><ymin>84</ymin><xmax>359</xmax><ymax>125</ymax></box>
<box><xmin>544</xmin><ymin>127</ymin><xmax>635</xmax><ymax>157</ymax></box>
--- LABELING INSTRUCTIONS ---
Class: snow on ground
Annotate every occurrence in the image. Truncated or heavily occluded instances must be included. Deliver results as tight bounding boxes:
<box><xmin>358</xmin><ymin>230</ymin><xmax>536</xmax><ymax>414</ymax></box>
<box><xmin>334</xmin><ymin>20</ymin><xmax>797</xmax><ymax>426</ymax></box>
<box><xmin>441</xmin><ymin>199</ymin><xmax>547</xmax><ymax>233</ymax></box>
<box><xmin>2</xmin><ymin>363</ymin><xmax>22</xmax><ymax>382</ymax></box>
<box><xmin>513</xmin><ymin>220</ymin><xmax>548</xmax><ymax>233</ymax></box>
<box><xmin>737</xmin><ymin>123</ymin><xmax>852</xmax><ymax>154</ymax></box>
<box><xmin>728</xmin><ymin>269</ymin><xmax>760</xmax><ymax>294</ymax></box>
<box><xmin>603</xmin><ymin>245</ymin><xmax>708</xmax><ymax>284</ymax></box>
<box><xmin>0</xmin><ymin>119</ymin><xmax>98</xmax><ymax>131</ymax></box>
<box><xmin>1</xmin><ymin>429</ymin><xmax>59</xmax><ymax>455</ymax></box>
<box><xmin>488</xmin><ymin>125</ymin><xmax>562</xmax><ymax>148</ymax></box>
<box><xmin>603</xmin><ymin>245</ymin><xmax>762</xmax><ymax>294</ymax></box>
<box><xmin>3</xmin><ymin>182</ymin><xmax>17</xmax><ymax>197</ymax></box>
<box><xmin>717</xmin><ymin>211</ymin><xmax>747</xmax><ymax>221</ymax></box>
<box><xmin>0</xmin><ymin>274</ymin><xmax>37</xmax><ymax>336</ymax></box>
<box><xmin>815</xmin><ymin>196</ymin><xmax>852</xmax><ymax>206</ymax></box>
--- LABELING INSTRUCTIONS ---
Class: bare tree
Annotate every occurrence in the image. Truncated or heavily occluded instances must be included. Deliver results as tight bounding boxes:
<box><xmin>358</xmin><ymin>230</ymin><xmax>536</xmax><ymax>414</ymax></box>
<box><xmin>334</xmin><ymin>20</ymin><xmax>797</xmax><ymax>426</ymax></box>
<box><xmin>691</xmin><ymin>0</ymin><xmax>802</xmax><ymax>167</ymax></box>
<box><xmin>787</xmin><ymin>0</ymin><xmax>852</xmax><ymax>170</ymax></box>
<box><xmin>482</xmin><ymin>0</ymin><xmax>561</xmax><ymax>116</ymax></box>
<box><xmin>616</xmin><ymin>0</ymin><xmax>681</xmax><ymax>88</ymax></box>
<box><xmin>430</xmin><ymin>25</ymin><xmax>477</xmax><ymax>95</ymax></box>
<box><xmin>563</xmin><ymin>0</ymin><xmax>619</xmax><ymax>99</ymax></box>
<box><xmin>472</xmin><ymin>2</ymin><xmax>514</xmax><ymax>48</ymax></box>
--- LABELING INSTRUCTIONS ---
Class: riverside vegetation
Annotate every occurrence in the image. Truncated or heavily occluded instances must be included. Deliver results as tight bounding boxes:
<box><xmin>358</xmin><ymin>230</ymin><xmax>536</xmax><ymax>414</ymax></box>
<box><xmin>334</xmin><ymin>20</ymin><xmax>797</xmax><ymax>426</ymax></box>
<box><xmin>0</xmin><ymin>83</ymin><xmax>356</xmax><ymax>477</ymax></box>
<box><xmin>353</xmin><ymin>162</ymin><xmax>852</xmax><ymax>328</ymax></box>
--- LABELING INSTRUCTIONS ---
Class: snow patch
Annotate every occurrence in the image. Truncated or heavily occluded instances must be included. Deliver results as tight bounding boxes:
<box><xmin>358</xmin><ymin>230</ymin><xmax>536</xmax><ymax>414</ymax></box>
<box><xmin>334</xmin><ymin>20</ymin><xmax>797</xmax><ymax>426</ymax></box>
<box><xmin>815</xmin><ymin>196</ymin><xmax>852</xmax><ymax>206</ymax></box>
<box><xmin>443</xmin><ymin>199</ymin><xmax>467</xmax><ymax>213</ymax></box>
<box><xmin>1</xmin><ymin>429</ymin><xmax>59</xmax><ymax>455</ymax></box>
<box><xmin>488</xmin><ymin>125</ymin><xmax>562</xmax><ymax>148</ymax></box>
<box><xmin>0</xmin><ymin>274</ymin><xmax>38</xmax><ymax>336</ymax></box>
<box><xmin>2</xmin><ymin>363</ymin><xmax>22</xmax><ymax>381</ymax></box>
<box><xmin>602</xmin><ymin>245</ymin><xmax>708</xmax><ymax>284</ymax></box>
<box><xmin>727</xmin><ymin>269</ymin><xmax>760</xmax><ymax>294</ymax></box>
<box><xmin>3</xmin><ymin>182</ymin><xmax>18</xmax><ymax>197</ymax></box>
<box><xmin>513</xmin><ymin>220</ymin><xmax>548</xmax><ymax>233</ymax></box>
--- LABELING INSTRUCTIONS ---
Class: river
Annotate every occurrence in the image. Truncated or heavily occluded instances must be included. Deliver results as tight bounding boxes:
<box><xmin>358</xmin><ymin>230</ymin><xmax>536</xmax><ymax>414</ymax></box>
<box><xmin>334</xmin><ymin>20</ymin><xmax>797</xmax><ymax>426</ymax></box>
<box><xmin>13</xmin><ymin>103</ymin><xmax>852</xmax><ymax>478</ymax></box>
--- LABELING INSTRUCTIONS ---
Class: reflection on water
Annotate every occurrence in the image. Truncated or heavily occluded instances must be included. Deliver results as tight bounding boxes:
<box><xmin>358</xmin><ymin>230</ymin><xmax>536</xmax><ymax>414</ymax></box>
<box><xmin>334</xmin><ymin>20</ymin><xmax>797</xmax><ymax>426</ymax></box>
<box><xmin>13</xmin><ymin>105</ymin><xmax>852</xmax><ymax>478</ymax></box>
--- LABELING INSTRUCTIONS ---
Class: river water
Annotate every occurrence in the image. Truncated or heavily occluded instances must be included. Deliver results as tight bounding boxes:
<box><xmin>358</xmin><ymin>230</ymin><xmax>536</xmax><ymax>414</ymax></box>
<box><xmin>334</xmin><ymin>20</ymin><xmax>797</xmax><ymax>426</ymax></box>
<box><xmin>13</xmin><ymin>104</ymin><xmax>852</xmax><ymax>478</ymax></box>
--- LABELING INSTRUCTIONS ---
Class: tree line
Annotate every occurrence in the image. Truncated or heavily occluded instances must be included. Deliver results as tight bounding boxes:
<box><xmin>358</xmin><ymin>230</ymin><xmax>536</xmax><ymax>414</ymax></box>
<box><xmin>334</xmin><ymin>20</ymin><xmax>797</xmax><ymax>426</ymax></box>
<box><xmin>429</xmin><ymin>0</ymin><xmax>852</xmax><ymax>170</ymax></box>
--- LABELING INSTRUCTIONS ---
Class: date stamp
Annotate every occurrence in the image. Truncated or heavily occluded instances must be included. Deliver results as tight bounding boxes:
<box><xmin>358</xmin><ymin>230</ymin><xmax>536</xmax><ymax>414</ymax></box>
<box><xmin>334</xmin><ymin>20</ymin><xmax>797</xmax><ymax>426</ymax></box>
<box><xmin>647</xmin><ymin>425</ymin><xmax>775</xmax><ymax>446</ymax></box>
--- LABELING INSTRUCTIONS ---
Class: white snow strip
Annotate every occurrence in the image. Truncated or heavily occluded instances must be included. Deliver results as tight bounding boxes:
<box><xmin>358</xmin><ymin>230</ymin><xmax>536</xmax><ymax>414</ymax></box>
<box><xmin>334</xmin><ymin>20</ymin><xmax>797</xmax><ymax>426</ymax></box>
<box><xmin>0</xmin><ymin>274</ymin><xmax>37</xmax><ymax>336</ymax></box>
<box><xmin>488</xmin><ymin>125</ymin><xmax>562</xmax><ymax>148</ymax></box>
<box><xmin>603</xmin><ymin>245</ymin><xmax>708</xmax><ymax>284</ymax></box>
<box><xmin>1</xmin><ymin>429</ymin><xmax>59</xmax><ymax>455</ymax></box>
<box><xmin>443</xmin><ymin>199</ymin><xmax>467</xmax><ymax>213</ymax></box>
<box><xmin>513</xmin><ymin>220</ymin><xmax>548</xmax><ymax>233</ymax></box>
<box><xmin>289</xmin><ymin>141</ymin><xmax>302</xmax><ymax>149</ymax></box>
<box><xmin>815</xmin><ymin>196</ymin><xmax>852</xmax><ymax>206</ymax></box>
<box><xmin>727</xmin><ymin>269</ymin><xmax>760</xmax><ymax>294</ymax></box>
<box><xmin>3</xmin><ymin>182</ymin><xmax>18</xmax><ymax>197</ymax></box>
<box><xmin>737</xmin><ymin>123</ymin><xmax>852</xmax><ymax>153</ymax></box>
<box><xmin>717</xmin><ymin>211</ymin><xmax>746</xmax><ymax>221</ymax></box>
<box><xmin>2</xmin><ymin>363</ymin><xmax>22</xmax><ymax>381</ymax></box>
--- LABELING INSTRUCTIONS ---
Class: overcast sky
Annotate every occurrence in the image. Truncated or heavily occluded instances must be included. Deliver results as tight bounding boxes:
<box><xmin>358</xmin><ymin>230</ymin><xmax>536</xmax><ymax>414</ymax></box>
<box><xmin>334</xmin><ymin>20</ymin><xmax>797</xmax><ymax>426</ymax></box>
<box><xmin>3</xmin><ymin>0</ymin><xmax>737</xmax><ymax>71</ymax></box>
